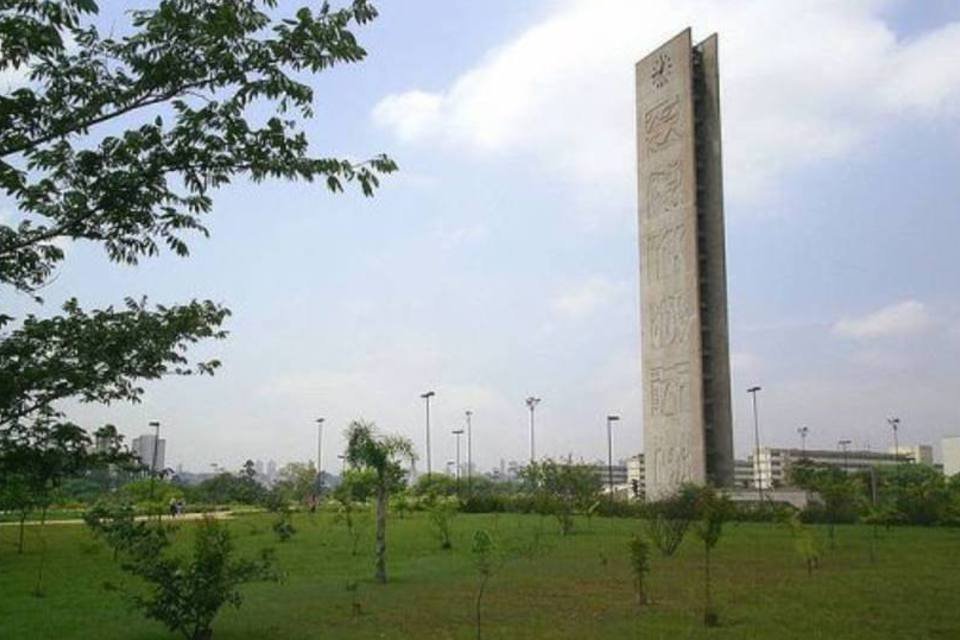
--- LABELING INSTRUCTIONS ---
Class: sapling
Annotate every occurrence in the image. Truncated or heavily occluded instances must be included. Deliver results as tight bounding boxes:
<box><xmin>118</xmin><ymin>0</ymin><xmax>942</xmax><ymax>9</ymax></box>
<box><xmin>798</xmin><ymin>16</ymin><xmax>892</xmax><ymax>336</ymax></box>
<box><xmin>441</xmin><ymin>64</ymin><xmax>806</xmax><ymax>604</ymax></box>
<box><xmin>628</xmin><ymin>534</ymin><xmax>651</xmax><ymax>608</ymax></box>
<box><xmin>472</xmin><ymin>529</ymin><xmax>496</xmax><ymax>640</ymax></box>
<box><xmin>692</xmin><ymin>486</ymin><xmax>732</xmax><ymax>627</ymax></box>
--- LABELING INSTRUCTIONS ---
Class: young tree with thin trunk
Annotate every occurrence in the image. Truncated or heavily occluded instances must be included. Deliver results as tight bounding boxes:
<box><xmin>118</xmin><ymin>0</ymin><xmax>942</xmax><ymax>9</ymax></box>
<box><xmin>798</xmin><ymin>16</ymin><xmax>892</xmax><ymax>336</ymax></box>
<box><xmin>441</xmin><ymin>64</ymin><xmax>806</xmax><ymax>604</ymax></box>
<box><xmin>472</xmin><ymin>529</ymin><xmax>496</xmax><ymax>640</ymax></box>
<box><xmin>692</xmin><ymin>486</ymin><xmax>733</xmax><ymax>627</ymax></box>
<box><xmin>628</xmin><ymin>534</ymin><xmax>651</xmax><ymax>609</ymax></box>
<box><xmin>344</xmin><ymin>420</ymin><xmax>414</xmax><ymax>584</ymax></box>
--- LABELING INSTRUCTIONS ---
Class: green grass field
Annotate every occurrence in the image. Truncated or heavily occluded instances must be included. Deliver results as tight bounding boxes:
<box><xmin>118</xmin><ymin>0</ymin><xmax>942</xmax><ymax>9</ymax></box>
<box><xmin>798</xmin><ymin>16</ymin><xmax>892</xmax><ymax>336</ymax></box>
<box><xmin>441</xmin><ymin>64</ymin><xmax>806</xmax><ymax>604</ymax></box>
<box><xmin>1</xmin><ymin>511</ymin><xmax>958</xmax><ymax>639</ymax></box>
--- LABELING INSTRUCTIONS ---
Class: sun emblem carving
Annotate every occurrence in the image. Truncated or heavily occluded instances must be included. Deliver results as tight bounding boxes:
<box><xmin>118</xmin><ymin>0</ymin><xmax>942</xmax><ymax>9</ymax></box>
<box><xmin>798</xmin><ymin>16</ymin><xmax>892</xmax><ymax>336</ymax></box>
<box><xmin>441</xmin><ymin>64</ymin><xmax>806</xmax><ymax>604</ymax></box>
<box><xmin>651</xmin><ymin>52</ymin><xmax>673</xmax><ymax>89</ymax></box>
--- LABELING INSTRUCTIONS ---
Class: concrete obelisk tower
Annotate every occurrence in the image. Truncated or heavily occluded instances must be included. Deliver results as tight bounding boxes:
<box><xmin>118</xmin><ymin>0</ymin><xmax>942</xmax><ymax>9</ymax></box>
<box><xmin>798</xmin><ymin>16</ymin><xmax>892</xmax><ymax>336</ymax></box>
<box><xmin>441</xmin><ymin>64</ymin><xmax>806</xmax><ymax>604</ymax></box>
<box><xmin>636</xmin><ymin>29</ymin><xmax>734</xmax><ymax>498</ymax></box>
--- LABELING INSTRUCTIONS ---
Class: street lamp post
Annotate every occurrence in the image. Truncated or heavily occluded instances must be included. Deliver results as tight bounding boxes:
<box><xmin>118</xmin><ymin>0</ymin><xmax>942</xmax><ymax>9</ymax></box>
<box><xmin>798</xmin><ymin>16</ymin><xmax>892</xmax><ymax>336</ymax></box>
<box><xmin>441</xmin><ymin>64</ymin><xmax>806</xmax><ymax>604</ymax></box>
<box><xmin>452</xmin><ymin>429</ymin><xmax>465</xmax><ymax>494</ymax></box>
<box><xmin>797</xmin><ymin>426</ymin><xmax>809</xmax><ymax>459</ymax></box>
<box><xmin>747</xmin><ymin>386</ymin><xmax>763</xmax><ymax>501</ymax></box>
<box><xmin>839</xmin><ymin>439</ymin><xmax>852</xmax><ymax>474</ymax></box>
<box><xmin>421</xmin><ymin>391</ymin><xmax>436</xmax><ymax>478</ymax></box>
<box><xmin>465</xmin><ymin>410</ymin><xmax>473</xmax><ymax>491</ymax></box>
<box><xmin>525</xmin><ymin>397</ymin><xmax>541</xmax><ymax>464</ymax></box>
<box><xmin>606</xmin><ymin>415</ymin><xmax>620</xmax><ymax>500</ymax></box>
<box><xmin>887</xmin><ymin>417</ymin><xmax>901</xmax><ymax>462</ymax></box>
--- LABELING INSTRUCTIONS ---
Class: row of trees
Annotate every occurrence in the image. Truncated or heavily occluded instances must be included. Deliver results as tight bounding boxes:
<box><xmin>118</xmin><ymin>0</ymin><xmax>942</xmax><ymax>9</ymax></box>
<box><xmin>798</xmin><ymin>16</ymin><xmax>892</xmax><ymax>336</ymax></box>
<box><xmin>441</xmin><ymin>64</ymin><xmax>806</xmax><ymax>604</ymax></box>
<box><xmin>790</xmin><ymin>461</ymin><xmax>960</xmax><ymax>529</ymax></box>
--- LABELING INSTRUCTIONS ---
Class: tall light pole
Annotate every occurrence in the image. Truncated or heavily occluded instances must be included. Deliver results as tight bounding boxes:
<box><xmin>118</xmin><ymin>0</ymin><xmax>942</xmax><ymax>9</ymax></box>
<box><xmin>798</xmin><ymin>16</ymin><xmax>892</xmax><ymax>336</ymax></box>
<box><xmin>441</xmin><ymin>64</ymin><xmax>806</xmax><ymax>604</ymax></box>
<box><xmin>421</xmin><ymin>391</ymin><xmax>435</xmax><ymax>478</ymax></box>
<box><xmin>838</xmin><ymin>439</ymin><xmax>852</xmax><ymax>474</ymax></box>
<box><xmin>525</xmin><ymin>396</ymin><xmax>541</xmax><ymax>464</ymax></box>
<box><xmin>797</xmin><ymin>426</ymin><xmax>809</xmax><ymax>459</ymax></box>
<box><xmin>606</xmin><ymin>415</ymin><xmax>620</xmax><ymax>500</ymax></box>
<box><xmin>747</xmin><ymin>386</ymin><xmax>763</xmax><ymax>501</ymax></box>
<box><xmin>452</xmin><ymin>429</ymin><xmax>464</xmax><ymax>494</ymax></box>
<box><xmin>316</xmin><ymin>417</ymin><xmax>325</xmax><ymax>493</ymax></box>
<box><xmin>887</xmin><ymin>417</ymin><xmax>900</xmax><ymax>462</ymax></box>
<box><xmin>465</xmin><ymin>410</ymin><xmax>473</xmax><ymax>490</ymax></box>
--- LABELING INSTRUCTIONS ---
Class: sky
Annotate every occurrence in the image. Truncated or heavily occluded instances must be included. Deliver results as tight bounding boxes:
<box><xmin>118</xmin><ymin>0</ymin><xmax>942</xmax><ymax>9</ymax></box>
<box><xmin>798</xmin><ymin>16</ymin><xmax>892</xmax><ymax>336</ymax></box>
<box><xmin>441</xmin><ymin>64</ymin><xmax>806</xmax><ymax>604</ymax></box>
<box><xmin>4</xmin><ymin>0</ymin><xmax>960</xmax><ymax>474</ymax></box>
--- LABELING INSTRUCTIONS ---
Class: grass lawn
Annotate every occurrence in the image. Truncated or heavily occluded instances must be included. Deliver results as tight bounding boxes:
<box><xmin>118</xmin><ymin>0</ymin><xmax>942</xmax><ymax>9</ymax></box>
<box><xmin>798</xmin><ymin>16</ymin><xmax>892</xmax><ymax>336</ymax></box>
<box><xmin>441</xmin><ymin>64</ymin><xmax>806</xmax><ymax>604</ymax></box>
<box><xmin>1</xmin><ymin>511</ymin><xmax>958</xmax><ymax>639</ymax></box>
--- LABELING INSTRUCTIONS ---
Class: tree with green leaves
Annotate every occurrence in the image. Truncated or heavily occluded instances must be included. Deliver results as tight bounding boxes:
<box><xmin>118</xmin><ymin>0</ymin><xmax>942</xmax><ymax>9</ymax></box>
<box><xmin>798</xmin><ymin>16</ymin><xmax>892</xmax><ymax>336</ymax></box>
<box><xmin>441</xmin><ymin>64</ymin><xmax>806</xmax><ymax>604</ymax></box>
<box><xmin>1</xmin><ymin>0</ymin><xmax>395</xmax><ymax>509</ymax></box>
<box><xmin>426</xmin><ymin>493</ymin><xmax>459</xmax><ymax>550</ymax></box>
<box><xmin>273</xmin><ymin>461</ymin><xmax>320</xmax><ymax>505</ymax></box>
<box><xmin>519</xmin><ymin>459</ymin><xmax>601</xmax><ymax>535</ymax></box>
<box><xmin>692</xmin><ymin>486</ymin><xmax>733</xmax><ymax>627</ymax></box>
<box><xmin>0</xmin><ymin>417</ymin><xmax>127</xmax><ymax>553</ymax></box>
<box><xmin>344</xmin><ymin>420</ymin><xmax>414</xmax><ymax>583</ymax></box>
<box><xmin>121</xmin><ymin>516</ymin><xmax>278</xmax><ymax>640</ymax></box>
<box><xmin>644</xmin><ymin>484</ymin><xmax>699</xmax><ymax>557</ymax></box>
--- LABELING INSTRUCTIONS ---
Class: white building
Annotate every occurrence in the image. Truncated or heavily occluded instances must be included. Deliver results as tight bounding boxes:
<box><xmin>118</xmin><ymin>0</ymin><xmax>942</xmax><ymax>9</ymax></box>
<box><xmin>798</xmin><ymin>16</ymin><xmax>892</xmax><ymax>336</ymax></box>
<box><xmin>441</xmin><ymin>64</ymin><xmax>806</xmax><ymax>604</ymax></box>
<box><xmin>890</xmin><ymin>445</ymin><xmax>933</xmax><ymax>465</ymax></box>
<box><xmin>750</xmin><ymin>446</ymin><xmax>924</xmax><ymax>489</ymax></box>
<box><xmin>627</xmin><ymin>454</ymin><xmax>646</xmax><ymax>499</ymax></box>
<box><xmin>734</xmin><ymin>459</ymin><xmax>754</xmax><ymax>489</ymax></box>
<box><xmin>131</xmin><ymin>434</ymin><xmax>166</xmax><ymax>472</ymax></box>
<box><xmin>943</xmin><ymin>437</ymin><xmax>960</xmax><ymax>478</ymax></box>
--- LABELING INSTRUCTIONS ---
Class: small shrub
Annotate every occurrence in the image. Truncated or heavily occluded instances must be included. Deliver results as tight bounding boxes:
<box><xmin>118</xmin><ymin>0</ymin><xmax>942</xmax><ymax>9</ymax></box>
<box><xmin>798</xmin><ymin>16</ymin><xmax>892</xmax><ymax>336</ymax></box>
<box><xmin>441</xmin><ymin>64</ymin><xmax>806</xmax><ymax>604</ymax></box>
<box><xmin>272</xmin><ymin>516</ymin><xmax>296</xmax><ymax>543</ymax></box>
<box><xmin>645</xmin><ymin>486</ymin><xmax>698</xmax><ymax>556</ymax></box>
<box><xmin>628</xmin><ymin>534</ymin><xmax>651</xmax><ymax>608</ymax></box>
<box><xmin>123</xmin><ymin>517</ymin><xmax>279</xmax><ymax>640</ymax></box>
<box><xmin>427</xmin><ymin>495</ymin><xmax>460</xmax><ymax>550</ymax></box>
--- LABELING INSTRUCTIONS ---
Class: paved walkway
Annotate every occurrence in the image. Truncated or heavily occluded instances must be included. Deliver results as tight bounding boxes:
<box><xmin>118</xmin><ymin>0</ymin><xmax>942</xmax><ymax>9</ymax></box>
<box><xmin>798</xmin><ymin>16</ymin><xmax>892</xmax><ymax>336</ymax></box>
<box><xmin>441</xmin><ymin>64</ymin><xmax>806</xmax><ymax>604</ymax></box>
<box><xmin>0</xmin><ymin>510</ymin><xmax>235</xmax><ymax>527</ymax></box>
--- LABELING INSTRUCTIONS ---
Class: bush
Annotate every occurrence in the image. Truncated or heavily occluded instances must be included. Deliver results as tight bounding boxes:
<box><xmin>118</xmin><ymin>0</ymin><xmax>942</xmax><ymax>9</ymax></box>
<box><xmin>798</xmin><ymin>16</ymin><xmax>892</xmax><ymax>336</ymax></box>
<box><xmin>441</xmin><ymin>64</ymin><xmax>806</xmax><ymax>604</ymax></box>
<box><xmin>645</xmin><ymin>485</ymin><xmax>699</xmax><ymax>556</ymax></box>
<box><xmin>123</xmin><ymin>517</ymin><xmax>278</xmax><ymax>640</ymax></box>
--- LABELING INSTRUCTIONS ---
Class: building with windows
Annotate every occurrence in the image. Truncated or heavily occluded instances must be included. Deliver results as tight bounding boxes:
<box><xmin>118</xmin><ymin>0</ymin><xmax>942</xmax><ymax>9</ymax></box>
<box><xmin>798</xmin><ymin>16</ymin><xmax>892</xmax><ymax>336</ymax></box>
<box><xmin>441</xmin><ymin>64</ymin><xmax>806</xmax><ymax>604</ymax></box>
<box><xmin>750</xmin><ymin>446</ymin><xmax>918</xmax><ymax>490</ymax></box>
<box><xmin>131</xmin><ymin>434</ymin><xmax>166</xmax><ymax>472</ymax></box>
<box><xmin>590</xmin><ymin>462</ymin><xmax>628</xmax><ymax>493</ymax></box>
<box><xmin>734</xmin><ymin>459</ymin><xmax>754</xmax><ymax>489</ymax></box>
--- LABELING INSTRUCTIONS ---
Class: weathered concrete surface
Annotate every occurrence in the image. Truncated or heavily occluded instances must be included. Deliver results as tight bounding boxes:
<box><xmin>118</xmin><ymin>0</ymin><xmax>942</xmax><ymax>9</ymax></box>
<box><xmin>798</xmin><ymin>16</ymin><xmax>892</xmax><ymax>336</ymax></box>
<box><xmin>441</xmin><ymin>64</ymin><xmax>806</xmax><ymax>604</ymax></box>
<box><xmin>636</xmin><ymin>29</ymin><xmax>733</xmax><ymax>498</ymax></box>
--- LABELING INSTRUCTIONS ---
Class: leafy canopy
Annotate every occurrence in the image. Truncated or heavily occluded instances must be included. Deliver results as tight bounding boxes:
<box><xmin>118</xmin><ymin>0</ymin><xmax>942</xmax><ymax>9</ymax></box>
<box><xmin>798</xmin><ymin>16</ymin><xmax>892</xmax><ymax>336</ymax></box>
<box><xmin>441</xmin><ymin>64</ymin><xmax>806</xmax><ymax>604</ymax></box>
<box><xmin>0</xmin><ymin>1</ymin><xmax>394</xmax><ymax>452</ymax></box>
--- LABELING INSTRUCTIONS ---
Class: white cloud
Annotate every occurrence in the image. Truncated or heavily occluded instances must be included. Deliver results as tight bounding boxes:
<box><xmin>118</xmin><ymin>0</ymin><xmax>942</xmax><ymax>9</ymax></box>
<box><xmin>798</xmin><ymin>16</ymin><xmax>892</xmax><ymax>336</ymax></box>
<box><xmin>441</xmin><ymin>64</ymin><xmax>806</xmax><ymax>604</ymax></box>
<box><xmin>432</xmin><ymin>222</ymin><xmax>489</xmax><ymax>250</ymax></box>
<box><xmin>833</xmin><ymin>300</ymin><xmax>934</xmax><ymax>338</ymax></box>
<box><xmin>552</xmin><ymin>276</ymin><xmax>626</xmax><ymax>319</ymax></box>
<box><xmin>372</xmin><ymin>0</ymin><xmax>960</xmax><ymax>203</ymax></box>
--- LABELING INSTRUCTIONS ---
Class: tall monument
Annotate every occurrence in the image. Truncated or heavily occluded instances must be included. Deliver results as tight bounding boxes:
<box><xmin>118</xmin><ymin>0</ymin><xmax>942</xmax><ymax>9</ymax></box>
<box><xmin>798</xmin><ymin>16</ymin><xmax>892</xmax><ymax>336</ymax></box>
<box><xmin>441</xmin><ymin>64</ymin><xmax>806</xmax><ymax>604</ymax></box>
<box><xmin>636</xmin><ymin>29</ymin><xmax>734</xmax><ymax>498</ymax></box>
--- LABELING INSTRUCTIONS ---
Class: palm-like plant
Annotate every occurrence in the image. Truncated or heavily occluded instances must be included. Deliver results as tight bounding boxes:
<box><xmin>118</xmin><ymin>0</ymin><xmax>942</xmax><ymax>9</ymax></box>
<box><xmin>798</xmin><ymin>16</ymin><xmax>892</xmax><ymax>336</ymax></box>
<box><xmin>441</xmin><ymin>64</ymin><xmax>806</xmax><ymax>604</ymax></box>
<box><xmin>344</xmin><ymin>420</ymin><xmax>415</xmax><ymax>583</ymax></box>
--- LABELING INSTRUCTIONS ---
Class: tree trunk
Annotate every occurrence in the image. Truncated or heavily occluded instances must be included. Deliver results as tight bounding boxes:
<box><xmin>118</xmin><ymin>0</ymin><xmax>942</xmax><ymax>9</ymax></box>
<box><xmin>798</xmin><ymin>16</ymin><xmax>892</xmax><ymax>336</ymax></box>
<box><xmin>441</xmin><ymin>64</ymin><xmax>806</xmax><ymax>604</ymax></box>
<box><xmin>34</xmin><ymin>506</ymin><xmax>48</xmax><ymax>596</ymax></box>
<box><xmin>375</xmin><ymin>484</ymin><xmax>387</xmax><ymax>584</ymax></box>
<box><xmin>18</xmin><ymin>512</ymin><xmax>27</xmax><ymax>554</ymax></box>
<box><xmin>475</xmin><ymin>574</ymin><xmax>488</xmax><ymax>640</ymax></box>
<box><xmin>703</xmin><ymin>545</ymin><xmax>717</xmax><ymax>626</ymax></box>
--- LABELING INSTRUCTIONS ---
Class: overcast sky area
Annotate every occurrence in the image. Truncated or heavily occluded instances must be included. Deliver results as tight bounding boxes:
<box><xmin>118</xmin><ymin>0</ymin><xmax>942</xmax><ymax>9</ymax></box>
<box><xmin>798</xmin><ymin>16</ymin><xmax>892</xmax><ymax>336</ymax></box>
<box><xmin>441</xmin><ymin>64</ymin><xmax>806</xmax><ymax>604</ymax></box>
<box><xmin>4</xmin><ymin>0</ymin><xmax>960</xmax><ymax>474</ymax></box>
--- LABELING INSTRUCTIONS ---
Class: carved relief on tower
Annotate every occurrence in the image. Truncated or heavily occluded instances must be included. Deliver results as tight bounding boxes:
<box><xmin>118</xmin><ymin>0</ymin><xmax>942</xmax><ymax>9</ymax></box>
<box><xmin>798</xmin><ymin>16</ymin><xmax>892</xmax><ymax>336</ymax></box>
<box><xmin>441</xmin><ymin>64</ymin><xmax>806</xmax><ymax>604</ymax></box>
<box><xmin>646</xmin><ymin>159</ymin><xmax>684</xmax><ymax>219</ymax></box>
<box><xmin>653</xmin><ymin>444</ymin><xmax>693</xmax><ymax>486</ymax></box>
<box><xmin>643</xmin><ymin>95</ymin><xmax>683</xmax><ymax>154</ymax></box>
<box><xmin>649</xmin><ymin>293</ymin><xmax>692</xmax><ymax>349</ymax></box>
<box><xmin>649</xmin><ymin>360</ymin><xmax>691</xmax><ymax>417</ymax></box>
<box><xmin>644</xmin><ymin>222</ymin><xmax>686</xmax><ymax>284</ymax></box>
<box><xmin>650</xmin><ymin>52</ymin><xmax>673</xmax><ymax>89</ymax></box>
